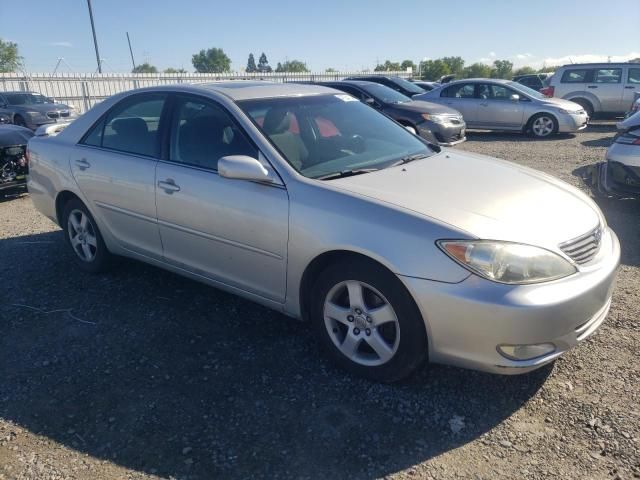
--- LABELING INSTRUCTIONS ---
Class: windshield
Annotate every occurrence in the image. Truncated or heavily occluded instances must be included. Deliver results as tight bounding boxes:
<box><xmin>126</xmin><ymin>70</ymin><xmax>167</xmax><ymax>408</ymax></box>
<box><xmin>239</xmin><ymin>94</ymin><xmax>432</xmax><ymax>179</ymax></box>
<box><xmin>359</xmin><ymin>83</ymin><xmax>412</xmax><ymax>104</ymax></box>
<box><xmin>389</xmin><ymin>77</ymin><xmax>425</xmax><ymax>95</ymax></box>
<box><xmin>5</xmin><ymin>93</ymin><xmax>52</xmax><ymax>105</ymax></box>
<box><xmin>508</xmin><ymin>81</ymin><xmax>545</xmax><ymax>99</ymax></box>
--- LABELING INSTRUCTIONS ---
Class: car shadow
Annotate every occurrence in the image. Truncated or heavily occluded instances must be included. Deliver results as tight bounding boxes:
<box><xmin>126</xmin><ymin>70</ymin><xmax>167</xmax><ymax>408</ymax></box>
<box><xmin>572</xmin><ymin>165</ymin><xmax>640</xmax><ymax>268</ymax></box>
<box><xmin>581</xmin><ymin>137</ymin><xmax>615</xmax><ymax>148</ymax></box>
<box><xmin>465</xmin><ymin>130</ymin><xmax>575</xmax><ymax>142</ymax></box>
<box><xmin>0</xmin><ymin>231</ymin><xmax>551</xmax><ymax>479</ymax></box>
<box><xmin>0</xmin><ymin>187</ymin><xmax>28</xmax><ymax>203</ymax></box>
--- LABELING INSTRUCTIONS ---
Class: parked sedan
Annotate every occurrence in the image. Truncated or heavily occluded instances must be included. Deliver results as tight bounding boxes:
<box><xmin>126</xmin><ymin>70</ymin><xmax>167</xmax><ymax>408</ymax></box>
<box><xmin>28</xmin><ymin>82</ymin><xmax>619</xmax><ymax>382</ymax></box>
<box><xmin>410</xmin><ymin>80</ymin><xmax>440</xmax><ymax>92</ymax></box>
<box><xmin>344</xmin><ymin>75</ymin><xmax>427</xmax><ymax>98</ymax></box>
<box><xmin>0</xmin><ymin>91</ymin><xmax>78</xmax><ymax>130</ymax></box>
<box><xmin>319</xmin><ymin>80</ymin><xmax>466</xmax><ymax>146</ymax></box>
<box><xmin>415</xmin><ymin>79</ymin><xmax>589</xmax><ymax>138</ymax></box>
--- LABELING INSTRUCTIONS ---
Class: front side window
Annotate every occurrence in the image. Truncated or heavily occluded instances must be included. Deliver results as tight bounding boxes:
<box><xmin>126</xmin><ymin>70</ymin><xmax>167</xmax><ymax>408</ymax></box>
<box><xmin>561</xmin><ymin>69</ymin><xmax>589</xmax><ymax>83</ymax></box>
<box><xmin>442</xmin><ymin>84</ymin><xmax>475</xmax><ymax>98</ymax></box>
<box><xmin>629</xmin><ymin>68</ymin><xmax>640</xmax><ymax>84</ymax></box>
<box><xmin>477</xmin><ymin>84</ymin><xmax>514</xmax><ymax>100</ymax></box>
<box><xmin>82</xmin><ymin>94</ymin><xmax>167</xmax><ymax>157</ymax></box>
<box><xmin>359</xmin><ymin>83</ymin><xmax>411</xmax><ymax>104</ymax></box>
<box><xmin>388</xmin><ymin>77</ymin><xmax>425</xmax><ymax>95</ymax></box>
<box><xmin>239</xmin><ymin>94</ymin><xmax>432</xmax><ymax>179</ymax></box>
<box><xmin>594</xmin><ymin>68</ymin><xmax>622</xmax><ymax>83</ymax></box>
<box><xmin>169</xmin><ymin>96</ymin><xmax>257</xmax><ymax>170</ymax></box>
<box><xmin>5</xmin><ymin>93</ymin><xmax>51</xmax><ymax>105</ymax></box>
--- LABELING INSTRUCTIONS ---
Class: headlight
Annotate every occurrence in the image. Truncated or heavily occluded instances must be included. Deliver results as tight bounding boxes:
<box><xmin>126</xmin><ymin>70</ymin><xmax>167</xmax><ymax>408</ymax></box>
<box><xmin>25</xmin><ymin>111</ymin><xmax>43</xmax><ymax>118</ymax></box>
<box><xmin>421</xmin><ymin>113</ymin><xmax>447</xmax><ymax>125</ymax></box>
<box><xmin>558</xmin><ymin>108</ymin><xmax>583</xmax><ymax>115</ymax></box>
<box><xmin>437</xmin><ymin>240</ymin><xmax>577</xmax><ymax>284</ymax></box>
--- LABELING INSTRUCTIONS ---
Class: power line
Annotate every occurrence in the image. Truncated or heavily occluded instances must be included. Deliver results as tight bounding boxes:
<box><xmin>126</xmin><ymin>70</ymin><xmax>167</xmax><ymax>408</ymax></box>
<box><xmin>86</xmin><ymin>0</ymin><xmax>102</xmax><ymax>73</ymax></box>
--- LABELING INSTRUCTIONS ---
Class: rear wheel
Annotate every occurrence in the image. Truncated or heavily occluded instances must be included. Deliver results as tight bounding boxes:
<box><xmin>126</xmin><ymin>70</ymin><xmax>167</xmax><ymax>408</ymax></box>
<box><xmin>529</xmin><ymin>113</ymin><xmax>558</xmax><ymax>138</ymax></box>
<box><xmin>310</xmin><ymin>259</ymin><xmax>428</xmax><ymax>382</ymax></box>
<box><xmin>62</xmin><ymin>199</ymin><xmax>114</xmax><ymax>273</ymax></box>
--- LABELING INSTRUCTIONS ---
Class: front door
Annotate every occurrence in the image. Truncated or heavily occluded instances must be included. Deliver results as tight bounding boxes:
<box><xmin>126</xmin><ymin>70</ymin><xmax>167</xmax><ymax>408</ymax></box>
<box><xmin>476</xmin><ymin>83</ymin><xmax>525</xmax><ymax>129</ymax></box>
<box><xmin>70</xmin><ymin>93</ymin><xmax>167</xmax><ymax>259</ymax></box>
<box><xmin>440</xmin><ymin>83</ymin><xmax>480</xmax><ymax>125</ymax></box>
<box><xmin>155</xmin><ymin>94</ymin><xmax>289</xmax><ymax>302</ymax></box>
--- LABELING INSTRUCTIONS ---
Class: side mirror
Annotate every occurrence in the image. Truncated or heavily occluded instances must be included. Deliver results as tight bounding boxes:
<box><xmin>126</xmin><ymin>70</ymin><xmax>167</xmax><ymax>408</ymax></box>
<box><xmin>218</xmin><ymin>155</ymin><xmax>275</xmax><ymax>183</ymax></box>
<box><xmin>510</xmin><ymin>94</ymin><xmax>520</xmax><ymax>101</ymax></box>
<box><xmin>364</xmin><ymin>97</ymin><xmax>376</xmax><ymax>106</ymax></box>
<box><xmin>47</xmin><ymin>97</ymin><xmax>56</xmax><ymax>103</ymax></box>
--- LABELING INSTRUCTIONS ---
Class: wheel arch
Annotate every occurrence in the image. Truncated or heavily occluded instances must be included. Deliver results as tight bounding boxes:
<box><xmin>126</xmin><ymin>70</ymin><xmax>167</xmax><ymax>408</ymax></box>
<box><xmin>55</xmin><ymin>190</ymin><xmax>82</xmax><ymax>225</ymax></box>
<box><xmin>563</xmin><ymin>92</ymin><xmax>600</xmax><ymax>112</ymax></box>
<box><xmin>524</xmin><ymin>111</ymin><xmax>559</xmax><ymax>133</ymax></box>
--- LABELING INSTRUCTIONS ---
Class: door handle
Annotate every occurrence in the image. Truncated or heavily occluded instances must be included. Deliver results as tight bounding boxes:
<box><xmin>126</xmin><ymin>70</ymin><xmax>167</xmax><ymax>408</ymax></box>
<box><xmin>74</xmin><ymin>158</ymin><xmax>90</xmax><ymax>170</ymax></box>
<box><xmin>587</xmin><ymin>85</ymin><xmax>598</xmax><ymax>89</ymax></box>
<box><xmin>624</xmin><ymin>86</ymin><xmax>636</xmax><ymax>89</ymax></box>
<box><xmin>158</xmin><ymin>179</ymin><xmax>181</xmax><ymax>194</ymax></box>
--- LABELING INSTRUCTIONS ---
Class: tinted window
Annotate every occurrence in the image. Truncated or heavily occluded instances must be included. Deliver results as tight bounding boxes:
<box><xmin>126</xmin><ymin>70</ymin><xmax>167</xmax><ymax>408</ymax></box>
<box><xmin>92</xmin><ymin>94</ymin><xmax>167</xmax><ymax>157</ymax></box>
<box><xmin>561</xmin><ymin>69</ymin><xmax>589</xmax><ymax>83</ymax></box>
<box><xmin>387</xmin><ymin>77</ymin><xmax>425</xmax><ymax>95</ymax></box>
<box><xmin>239</xmin><ymin>94</ymin><xmax>431</xmax><ymax>178</ymax></box>
<box><xmin>5</xmin><ymin>93</ymin><xmax>51</xmax><ymax>105</ymax></box>
<box><xmin>358</xmin><ymin>83</ymin><xmax>411</xmax><ymax>104</ymax></box>
<box><xmin>478</xmin><ymin>84</ymin><xmax>516</xmax><ymax>100</ymax></box>
<box><xmin>594</xmin><ymin>68</ymin><xmax>621</xmax><ymax>83</ymax></box>
<box><xmin>629</xmin><ymin>68</ymin><xmax>640</xmax><ymax>84</ymax></box>
<box><xmin>442</xmin><ymin>84</ymin><xmax>475</xmax><ymax>98</ymax></box>
<box><xmin>169</xmin><ymin>96</ymin><xmax>257</xmax><ymax>170</ymax></box>
<box><xmin>330</xmin><ymin>85</ymin><xmax>365</xmax><ymax>100</ymax></box>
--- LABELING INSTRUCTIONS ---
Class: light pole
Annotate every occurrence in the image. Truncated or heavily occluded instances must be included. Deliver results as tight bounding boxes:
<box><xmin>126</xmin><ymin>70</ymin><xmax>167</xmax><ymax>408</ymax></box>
<box><xmin>86</xmin><ymin>0</ymin><xmax>102</xmax><ymax>73</ymax></box>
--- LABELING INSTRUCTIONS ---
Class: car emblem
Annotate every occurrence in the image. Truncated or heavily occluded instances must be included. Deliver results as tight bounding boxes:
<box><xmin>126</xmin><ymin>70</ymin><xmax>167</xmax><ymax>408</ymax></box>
<box><xmin>594</xmin><ymin>228</ymin><xmax>602</xmax><ymax>244</ymax></box>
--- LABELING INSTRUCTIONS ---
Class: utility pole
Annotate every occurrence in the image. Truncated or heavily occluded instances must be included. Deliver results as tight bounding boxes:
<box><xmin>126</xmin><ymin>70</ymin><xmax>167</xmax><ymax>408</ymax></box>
<box><xmin>86</xmin><ymin>0</ymin><xmax>102</xmax><ymax>73</ymax></box>
<box><xmin>126</xmin><ymin>32</ymin><xmax>136</xmax><ymax>70</ymax></box>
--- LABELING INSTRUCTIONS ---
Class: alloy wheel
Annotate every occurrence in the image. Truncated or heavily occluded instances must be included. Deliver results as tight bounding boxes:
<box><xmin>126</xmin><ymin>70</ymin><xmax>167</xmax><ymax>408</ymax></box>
<box><xmin>323</xmin><ymin>280</ymin><xmax>400</xmax><ymax>366</ymax></box>
<box><xmin>67</xmin><ymin>209</ymin><xmax>98</xmax><ymax>262</ymax></box>
<box><xmin>532</xmin><ymin>116</ymin><xmax>554</xmax><ymax>137</ymax></box>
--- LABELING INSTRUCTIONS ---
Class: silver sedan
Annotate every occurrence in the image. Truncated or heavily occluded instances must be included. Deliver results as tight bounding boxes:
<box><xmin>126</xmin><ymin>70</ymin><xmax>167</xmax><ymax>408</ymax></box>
<box><xmin>414</xmin><ymin>78</ymin><xmax>589</xmax><ymax>138</ymax></box>
<box><xmin>27</xmin><ymin>82</ymin><xmax>619</xmax><ymax>382</ymax></box>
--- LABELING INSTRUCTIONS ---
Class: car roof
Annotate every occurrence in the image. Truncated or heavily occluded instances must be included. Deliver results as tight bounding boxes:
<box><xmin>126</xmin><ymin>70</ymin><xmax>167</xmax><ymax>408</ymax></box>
<box><xmin>193</xmin><ymin>81</ymin><xmax>337</xmax><ymax>100</ymax></box>
<box><xmin>0</xmin><ymin>91</ymin><xmax>40</xmax><ymax>95</ymax></box>
<box><xmin>558</xmin><ymin>62</ymin><xmax>634</xmax><ymax>68</ymax></box>
<box><xmin>320</xmin><ymin>80</ymin><xmax>379</xmax><ymax>88</ymax></box>
<box><xmin>445</xmin><ymin>78</ymin><xmax>512</xmax><ymax>85</ymax></box>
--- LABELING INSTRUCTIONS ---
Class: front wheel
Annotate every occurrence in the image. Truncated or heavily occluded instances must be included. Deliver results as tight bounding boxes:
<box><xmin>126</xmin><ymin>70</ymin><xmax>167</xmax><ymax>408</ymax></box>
<box><xmin>529</xmin><ymin>113</ymin><xmax>558</xmax><ymax>138</ymax></box>
<box><xmin>311</xmin><ymin>259</ymin><xmax>428</xmax><ymax>382</ymax></box>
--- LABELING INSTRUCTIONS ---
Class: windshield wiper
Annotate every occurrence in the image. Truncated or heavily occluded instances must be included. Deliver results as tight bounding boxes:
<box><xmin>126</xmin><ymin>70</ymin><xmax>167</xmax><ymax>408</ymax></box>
<box><xmin>316</xmin><ymin>168</ymin><xmax>379</xmax><ymax>181</ymax></box>
<box><xmin>388</xmin><ymin>153</ymin><xmax>430</xmax><ymax>167</ymax></box>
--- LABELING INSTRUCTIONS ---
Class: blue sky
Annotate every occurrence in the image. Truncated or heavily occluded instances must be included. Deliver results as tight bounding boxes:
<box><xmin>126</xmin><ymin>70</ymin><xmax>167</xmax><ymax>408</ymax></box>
<box><xmin>1</xmin><ymin>0</ymin><xmax>638</xmax><ymax>73</ymax></box>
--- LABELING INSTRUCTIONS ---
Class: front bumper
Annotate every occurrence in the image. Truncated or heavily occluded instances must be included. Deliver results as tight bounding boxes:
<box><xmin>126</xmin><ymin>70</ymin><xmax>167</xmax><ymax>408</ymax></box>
<box><xmin>418</xmin><ymin>120</ymin><xmax>466</xmax><ymax>146</ymax></box>
<box><xmin>401</xmin><ymin>227</ymin><xmax>620</xmax><ymax>374</ymax></box>
<box><xmin>558</xmin><ymin>112</ymin><xmax>589</xmax><ymax>133</ymax></box>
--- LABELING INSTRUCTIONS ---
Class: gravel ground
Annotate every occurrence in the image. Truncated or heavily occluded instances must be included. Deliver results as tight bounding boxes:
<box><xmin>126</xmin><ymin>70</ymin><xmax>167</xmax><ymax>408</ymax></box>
<box><xmin>1</xmin><ymin>121</ymin><xmax>638</xmax><ymax>480</ymax></box>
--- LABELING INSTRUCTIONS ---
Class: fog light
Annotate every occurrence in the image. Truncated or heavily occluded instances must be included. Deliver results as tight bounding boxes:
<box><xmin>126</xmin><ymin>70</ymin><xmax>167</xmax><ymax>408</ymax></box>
<box><xmin>497</xmin><ymin>343</ymin><xmax>556</xmax><ymax>361</ymax></box>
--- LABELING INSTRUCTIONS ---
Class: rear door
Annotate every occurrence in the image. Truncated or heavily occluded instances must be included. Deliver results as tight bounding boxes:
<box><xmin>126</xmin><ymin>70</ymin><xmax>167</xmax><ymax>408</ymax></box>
<box><xmin>71</xmin><ymin>93</ymin><xmax>167</xmax><ymax>259</ymax></box>
<box><xmin>439</xmin><ymin>83</ymin><xmax>480</xmax><ymax>125</ymax></box>
<box><xmin>589</xmin><ymin>67</ymin><xmax>623</xmax><ymax>113</ymax></box>
<box><xmin>475</xmin><ymin>83</ymin><xmax>525</xmax><ymax>129</ymax></box>
<box><xmin>155</xmin><ymin>94</ymin><xmax>289</xmax><ymax>302</ymax></box>
<box><xmin>623</xmin><ymin>67</ymin><xmax>640</xmax><ymax>112</ymax></box>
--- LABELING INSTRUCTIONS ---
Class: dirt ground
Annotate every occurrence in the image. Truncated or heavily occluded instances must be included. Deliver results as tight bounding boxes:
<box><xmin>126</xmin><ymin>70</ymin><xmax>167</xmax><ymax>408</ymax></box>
<box><xmin>1</xmin><ymin>121</ymin><xmax>638</xmax><ymax>480</ymax></box>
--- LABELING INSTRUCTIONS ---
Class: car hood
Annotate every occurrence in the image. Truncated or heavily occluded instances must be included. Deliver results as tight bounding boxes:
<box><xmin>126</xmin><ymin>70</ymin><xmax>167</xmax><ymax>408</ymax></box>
<box><xmin>330</xmin><ymin>150</ymin><xmax>601</xmax><ymax>248</ymax></box>
<box><xmin>537</xmin><ymin>97</ymin><xmax>584</xmax><ymax>112</ymax></box>
<box><xmin>14</xmin><ymin>103</ymin><xmax>71</xmax><ymax>113</ymax></box>
<box><xmin>392</xmin><ymin>100</ymin><xmax>461</xmax><ymax>116</ymax></box>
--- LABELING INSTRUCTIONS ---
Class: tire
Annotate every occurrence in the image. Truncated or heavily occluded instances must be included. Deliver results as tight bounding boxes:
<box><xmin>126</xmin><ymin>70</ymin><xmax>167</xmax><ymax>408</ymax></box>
<box><xmin>528</xmin><ymin>113</ymin><xmax>558</xmax><ymax>138</ymax></box>
<box><xmin>310</xmin><ymin>259</ymin><xmax>428</xmax><ymax>382</ymax></box>
<box><xmin>571</xmin><ymin>98</ymin><xmax>594</xmax><ymax>118</ymax></box>
<box><xmin>13</xmin><ymin>115</ymin><xmax>27</xmax><ymax>128</ymax></box>
<box><xmin>61</xmin><ymin>198</ymin><xmax>114</xmax><ymax>273</ymax></box>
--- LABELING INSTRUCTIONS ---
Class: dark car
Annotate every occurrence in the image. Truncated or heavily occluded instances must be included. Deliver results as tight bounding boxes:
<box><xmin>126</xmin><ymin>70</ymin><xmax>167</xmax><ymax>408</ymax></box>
<box><xmin>0</xmin><ymin>91</ymin><xmax>78</xmax><ymax>130</ymax></box>
<box><xmin>320</xmin><ymin>80</ymin><xmax>466</xmax><ymax>146</ymax></box>
<box><xmin>512</xmin><ymin>73</ymin><xmax>553</xmax><ymax>92</ymax></box>
<box><xmin>0</xmin><ymin>125</ymin><xmax>33</xmax><ymax>196</ymax></box>
<box><xmin>410</xmin><ymin>80</ymin><xmax>440</xmax><ymax>92</ymax></box>
<box><xmin>345</xmin><ymin>75</ymin><xmax>427</xmax><ymax>98</ymax></box>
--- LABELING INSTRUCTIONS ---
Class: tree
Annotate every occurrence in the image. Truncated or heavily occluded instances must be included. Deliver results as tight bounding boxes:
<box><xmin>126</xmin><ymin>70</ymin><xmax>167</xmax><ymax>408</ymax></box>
<box><xmin>537</xmin><ymin>65</ymin><xmax>556</xmax><ymax>73</ymax></box>
<box><xmin>374</xmin><ymin>60</ymin><xmax>401</xmax><ymax>72</ymax></box>
<box><xmin>164</xmin><ymin>67</ymin><xmax>186</xmax><ymax>73</ymax></box>
<box><xmin>441</xmin><ymin>56</ymin><xmax>465</xmax><ymax>77</ymax></box>
<box><xmin>400</xmin><ymin>59</ymin><xmax>416</xmax><ymax>71</ymax></box>
<box><xmin>0</xmin><ymin>38</ymin><xmax>22</xmax><ymax>73</ymax></box>
<box><xmin>258</xmin><ymin>52</ymin><xmax>272</xmax><ymax>73</ymax></box>
<box><xmin>325</xmin><ymin>67</ymin><xmax>336</xmax><ymax>72</ymax></box>
<box><xmin>132</xmin><ymin>62</ymin><xmax>158</xmax><ymax>73</ymax></box>
<box><xmin>462</xmin><ymin>63</ymin><xmax>492</xmax><ymax>78</ymax></box>
<box><xmin>275</xmin><ymin>60</ymin><xmax>309</xmax><ymax>72</ymax></box>
<box><xmin>420</xmin><ymin>59</ymin><xmax>450</xmax><ymax>80</ymax></box>
<box><xmin>192</xmin><ymin>47</ymin><xmax>231</xmax><ymax>73</ymax></box>
<box><xmin>246</xmin><ymin>53</ymin><xmax>257</xmax><ymax>73</ymax></box>
<box><xmin>513</xmin><ymin>66</ymin><xmax>536</xmax><ymax>76</ymax></box>
<box><xmin>491</xmin><ymin>59</ymin><xmax>513</xmax><ymax>79</ymax></box>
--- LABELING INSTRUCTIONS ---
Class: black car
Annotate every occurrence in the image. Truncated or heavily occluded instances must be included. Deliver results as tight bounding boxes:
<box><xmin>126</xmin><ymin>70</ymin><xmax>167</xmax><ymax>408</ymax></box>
<box><xmin>319</xmin><ymin>80</ymin><xmax>466</xmax><ymax>146</ymax></box>
<box><xmin>410</xmin><ymin>80</ymin><xmax>440</xmax><ymax>92</ymax></box>
<box><xmin>512</xmin><ymin>73</ymin><xmax>553</xmax><ymax>91</ymax></box>
<box><xmin>0</xmin><ymin>125</ymin><xmax>33</xmax><ymax>196</ymax></box>
<box><xmin>344</xmin><ymin>75</ymin><xmax>427</xmax><ymax>98</ymax></box>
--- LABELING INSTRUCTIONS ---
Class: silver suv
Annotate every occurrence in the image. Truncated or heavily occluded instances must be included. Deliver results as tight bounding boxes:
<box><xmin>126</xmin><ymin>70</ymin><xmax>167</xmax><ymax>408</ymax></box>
<box><xmin>543</xmin><ymin>63</ymin><xmax>640</xmax><ymax>117</ymax></box>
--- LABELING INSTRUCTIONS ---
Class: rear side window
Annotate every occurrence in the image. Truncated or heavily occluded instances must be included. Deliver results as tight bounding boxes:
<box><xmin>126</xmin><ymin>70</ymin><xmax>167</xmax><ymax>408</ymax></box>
<box><xmin>169</xmin><ymin>96</ymin><xmax>257</xmax><ymax>170</ymax></box>
<box><xmin>561</xmin><ymin>69</ymin><xmax>589</xmax><ymax>83</ymax></box>
<box><xmin>442</xmin><ymin>84</ymin><xmax>475</xmax><ymax>98</ymax></box>
<box><xmin>82</xmin><ymin>94</ymin><xmax>167</xmax><ymax>157</ymax></box>
<box><xmin>594</xmin><ymin>68</ymin><xmax>622</xmax><ymax>83</ymax></box>
<box><xmin>628</xmin><ymin>68</ymin><xmax>640</xmax><ymax>84</ymax></box>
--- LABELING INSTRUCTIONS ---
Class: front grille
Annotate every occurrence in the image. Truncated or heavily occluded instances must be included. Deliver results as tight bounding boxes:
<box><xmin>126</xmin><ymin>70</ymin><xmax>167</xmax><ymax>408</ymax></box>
<box><xmin>59</xmin><ymin>110</ymin><xmax>70</xmax><ymax>117</ymax></box>
<box><xmin>559</xmin><ymin>225</ymin><xmax>602</xmax><ymax>265</ymax></box>
<box><xmin>46</xmin><ymin>111</ymin><xmax>60</xmax><ymax>119</ymax></box>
